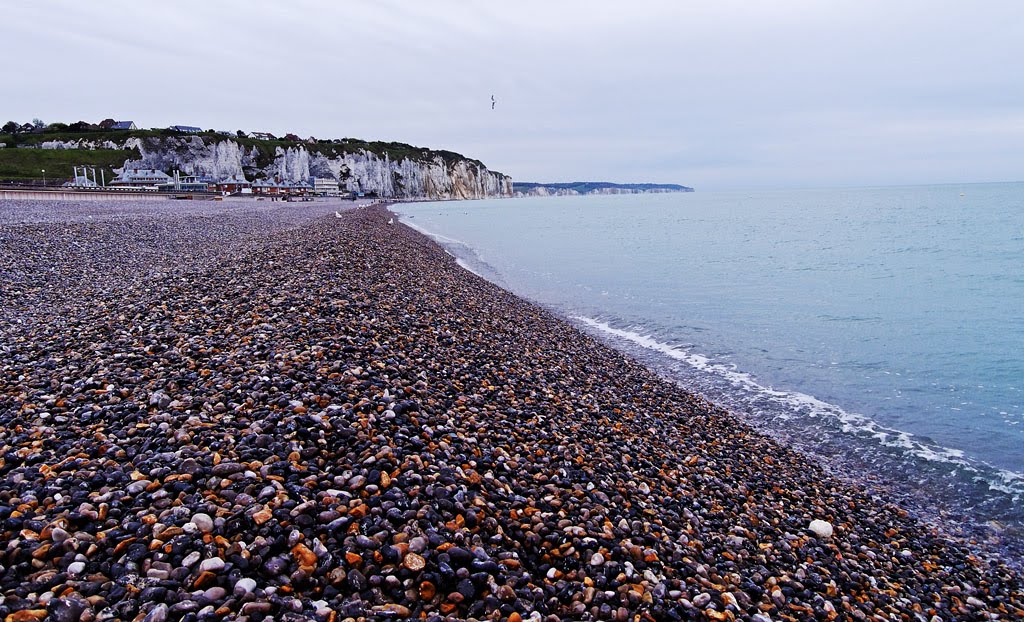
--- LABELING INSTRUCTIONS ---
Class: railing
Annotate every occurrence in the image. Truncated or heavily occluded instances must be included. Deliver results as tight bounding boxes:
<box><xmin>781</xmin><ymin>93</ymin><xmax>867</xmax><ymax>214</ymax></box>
<box><xmin>0</xmin><ymin>183</ymin><xmax>159</xmax><ymax>193</ymax></box>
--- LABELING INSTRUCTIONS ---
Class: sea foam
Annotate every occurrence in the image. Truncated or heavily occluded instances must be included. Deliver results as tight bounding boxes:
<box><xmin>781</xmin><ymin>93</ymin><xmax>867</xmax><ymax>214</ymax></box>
<box><xmin>574</xmin><ymin>316</ymin><xmax>1024</xmax><ymax>500</ymax></box>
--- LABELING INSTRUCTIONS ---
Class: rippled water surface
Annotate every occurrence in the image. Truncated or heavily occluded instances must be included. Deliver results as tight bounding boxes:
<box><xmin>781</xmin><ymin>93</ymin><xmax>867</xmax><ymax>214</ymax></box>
<box><xmin>396</xmin><ymin>184</ymin><xmax>1024</xmax><ymax>558</ymax></box>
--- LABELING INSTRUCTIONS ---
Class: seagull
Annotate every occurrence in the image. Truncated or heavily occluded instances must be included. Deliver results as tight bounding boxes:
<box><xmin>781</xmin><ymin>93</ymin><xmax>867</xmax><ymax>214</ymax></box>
<box><xmin>491</xmin><ymin>94</ymin><xmax>496</xmax><ymax>110</ymax></box>
<box><xmin>388</xmin><ymin>217</ymin><xmax>394</xmax><ymax>225</ymax></box>
<box><xmin>335</xmin><ymin>211</ymin><xmax>343</xmax><ymax>218</ymax></box>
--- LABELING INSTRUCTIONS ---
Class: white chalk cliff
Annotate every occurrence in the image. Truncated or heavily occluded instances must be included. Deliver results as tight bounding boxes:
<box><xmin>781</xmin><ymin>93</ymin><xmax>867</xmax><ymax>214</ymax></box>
<box><xmin>114</xmin><ymin>137</ymin><xmax>511</xmax><ymax>199</ymax></box>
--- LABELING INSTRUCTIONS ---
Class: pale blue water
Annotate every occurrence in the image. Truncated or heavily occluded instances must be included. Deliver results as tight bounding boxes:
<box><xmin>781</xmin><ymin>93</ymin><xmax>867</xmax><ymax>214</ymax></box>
<box><xmin>396</xmin><ymin>183</ymin><xmax>1024</xmax><ymax>558</ymax></box>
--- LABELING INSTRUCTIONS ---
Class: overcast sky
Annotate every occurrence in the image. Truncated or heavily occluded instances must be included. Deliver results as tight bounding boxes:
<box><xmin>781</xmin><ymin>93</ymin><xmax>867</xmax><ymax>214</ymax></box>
<box><xmin>3</xmin><ymin>0</ymin><xmax>1023</xmax><ymax>189</ymax></box>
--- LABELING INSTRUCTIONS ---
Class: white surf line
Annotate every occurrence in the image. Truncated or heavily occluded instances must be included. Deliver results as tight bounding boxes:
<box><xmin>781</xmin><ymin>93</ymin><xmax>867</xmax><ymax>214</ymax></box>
<box><xmin>397</xmin><ymin>215</ymin><xmax>489</xmax><ymax>280</ymax></box>
<box><xmin>573</xmin><ymin>315</ymin><xmax>1024</xmax><ymax>497</ymax></box>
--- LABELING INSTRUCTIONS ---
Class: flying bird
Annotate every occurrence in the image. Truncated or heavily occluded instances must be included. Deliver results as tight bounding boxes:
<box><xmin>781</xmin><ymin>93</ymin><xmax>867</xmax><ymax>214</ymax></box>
<box><xmin>491</xmin><ymin>94</ymin><xmax>496</xmax><ymax>110</ymax></box>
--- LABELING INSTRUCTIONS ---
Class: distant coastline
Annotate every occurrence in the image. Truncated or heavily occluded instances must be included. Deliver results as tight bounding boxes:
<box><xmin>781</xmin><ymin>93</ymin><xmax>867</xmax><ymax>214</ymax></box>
<box><xmin>513</xmin><ymin>181</ymin><xmax>693</xmax><ymax>197</ymax></box>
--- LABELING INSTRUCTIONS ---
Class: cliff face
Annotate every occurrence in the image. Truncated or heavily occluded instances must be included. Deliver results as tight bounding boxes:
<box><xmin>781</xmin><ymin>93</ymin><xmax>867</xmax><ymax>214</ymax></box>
<box><xmin>113</xmin><ymin>137</ymin><xmax>511</xmax><ymax>199</ymax></box>
<box><xmin>115</xmin><ymin>138</ymin><xmax>260</xmax><ymax>181</ymax></box>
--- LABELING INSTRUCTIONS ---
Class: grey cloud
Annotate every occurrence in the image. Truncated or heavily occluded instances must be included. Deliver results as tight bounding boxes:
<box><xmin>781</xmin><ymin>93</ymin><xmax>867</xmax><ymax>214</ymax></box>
<box><xmin>2</xmin><ymin>0</ymin><xmax>1022</xmax><ymax>189</ymax></box>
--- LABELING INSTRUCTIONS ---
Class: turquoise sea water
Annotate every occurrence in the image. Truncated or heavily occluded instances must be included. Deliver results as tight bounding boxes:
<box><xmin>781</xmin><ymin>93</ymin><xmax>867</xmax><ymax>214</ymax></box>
<box><xmin>396</xmin><ymin>183</ymin><xmax>1024</xmax><ymax>558</ymax></box>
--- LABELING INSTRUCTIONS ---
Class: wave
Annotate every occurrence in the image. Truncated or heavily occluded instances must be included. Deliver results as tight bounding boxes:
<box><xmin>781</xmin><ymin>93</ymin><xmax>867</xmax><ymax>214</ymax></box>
<box><xmin>397</xmin><ymin>213</ymin><xmax>506</xmax><ymax>286</ymax></box>
<box><xmin>398</xmin><ymin>216</ymin><xmax>466</xmax><ymax>247</ymax></box>
<box><xmin>573</xmin><ymin>316</ymin><xmax>1024</xmax><ymax>500</ymax></box>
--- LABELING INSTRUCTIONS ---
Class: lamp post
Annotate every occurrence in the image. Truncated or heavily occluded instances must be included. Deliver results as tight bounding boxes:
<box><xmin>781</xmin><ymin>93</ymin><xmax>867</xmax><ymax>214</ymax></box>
<box><xmin>41</xmin><ymin>169</ymin><xmax>46</xmax><ymax>187</ymax></box>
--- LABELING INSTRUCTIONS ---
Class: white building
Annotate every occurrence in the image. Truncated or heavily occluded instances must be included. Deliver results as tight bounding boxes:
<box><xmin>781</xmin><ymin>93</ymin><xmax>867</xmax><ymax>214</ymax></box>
<box><xmin>312</xmin><ymin>177</ymin><xmax>340</xmax><ymax>196</ymax></box>
<box><xmin>111</xmin><ymin>169</ymin><xmax>174</xmax><ymax>187</ymax></box>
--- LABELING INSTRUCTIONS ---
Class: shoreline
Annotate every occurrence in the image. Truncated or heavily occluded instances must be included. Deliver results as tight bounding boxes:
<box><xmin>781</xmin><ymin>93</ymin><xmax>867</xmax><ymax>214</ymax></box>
<box><xmin>394</xmin><ymin>203</ymin><xmax>1024</xmax><ymax>568</ymax></box>
<box><xmin>1</xmin><ymin>199</ymin><xmax>1021</xmax><ymax>620</ymax></box>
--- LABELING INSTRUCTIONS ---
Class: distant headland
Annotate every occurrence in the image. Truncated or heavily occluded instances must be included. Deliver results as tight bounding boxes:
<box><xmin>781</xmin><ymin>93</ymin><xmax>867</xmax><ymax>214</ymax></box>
<box><xmin>513</xmin><ymin>181</ymin><xmax>693</xmax><ymax>196</ymax></box>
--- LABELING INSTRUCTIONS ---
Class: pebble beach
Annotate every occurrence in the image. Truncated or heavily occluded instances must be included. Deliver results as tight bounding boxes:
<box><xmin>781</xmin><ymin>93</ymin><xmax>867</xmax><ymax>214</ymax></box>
<box><xmin>1</xmin><ymin>199</ymin><xmax>1021</xmax><ymax>621</ymax></box>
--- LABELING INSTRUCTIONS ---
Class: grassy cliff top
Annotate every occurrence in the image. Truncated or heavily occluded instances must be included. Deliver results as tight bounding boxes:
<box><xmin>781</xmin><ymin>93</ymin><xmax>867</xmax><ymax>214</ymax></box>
<box><xmin>0</xmin><ymin>129</ymin><xmax>490</xmax><ymax>172</ymax></box>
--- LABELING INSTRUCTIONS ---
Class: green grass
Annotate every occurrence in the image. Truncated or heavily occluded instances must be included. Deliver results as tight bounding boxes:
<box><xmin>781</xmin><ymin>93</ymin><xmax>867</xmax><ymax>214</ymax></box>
<box><xmin>0</xmin><ymin>148</ymin><xmax>135</xmax><ymax>182</ymax></box>
<box><xmin>2</xmin><ymin>129</ymin><xmax>165</xmax><ymax>148</ymax></box>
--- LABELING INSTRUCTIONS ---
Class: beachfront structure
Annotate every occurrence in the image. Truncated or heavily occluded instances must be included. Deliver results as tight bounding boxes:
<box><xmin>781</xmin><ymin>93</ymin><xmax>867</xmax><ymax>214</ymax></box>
<box><xmin>252</xmin><ymin>180</ymin><xmax>282</xmax><ymax>195</ymax></box>
<box><xmin>65</xmin><ymin>168</ymin><xmax>99</xmax><ymax>187</ymax></box>
<box><xmin>111</xmin><ymin>121</ymin><xmax>137</xmax><ymax>130</ymax></box>
<box><xmin>169</xmin><ymin>125</ymin><xmax>203</xmax><ymax>134</ymax></box>
<box><xmin>312</xmin><ymin>177</ymin><xmax>340</xmax><ymax>196</ymax></box>
<box><xmin>157</xmin><ymin>173</ymin><xmax>210</xmax><ymax>193</ymax></box>
<box><xmin>252</xmin><ymin>179</ymin><xmax>314</xmax><ymax>196</ymax></box>
<box><xmin>216</xmin><ymin>175</ymin><xmax>252</xmax><ymax>194</ymax></box>
<box><xmin>110</xmin><ymin>169</ymin><xmax>174</xmax><ymax>187</ymax></box>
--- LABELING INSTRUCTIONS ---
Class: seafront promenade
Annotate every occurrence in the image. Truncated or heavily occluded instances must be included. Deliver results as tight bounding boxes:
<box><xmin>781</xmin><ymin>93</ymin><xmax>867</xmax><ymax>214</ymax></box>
<box><xmin>0</xmin><ymin>199</ymin><xmax>1020</xmax><ymax>621</ymax></box>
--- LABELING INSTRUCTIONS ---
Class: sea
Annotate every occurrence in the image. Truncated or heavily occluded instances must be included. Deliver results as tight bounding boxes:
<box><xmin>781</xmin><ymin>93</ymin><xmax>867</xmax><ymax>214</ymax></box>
<box><xmin>395</xmin><ymin>183</ymin><xmax>1024</xmax><ymax>564</ymax></box>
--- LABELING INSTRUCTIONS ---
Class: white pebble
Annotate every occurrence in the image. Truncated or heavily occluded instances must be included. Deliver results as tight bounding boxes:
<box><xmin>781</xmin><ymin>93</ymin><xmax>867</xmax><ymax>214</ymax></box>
<box><xmin>199</xmin><ymin>557</ymin><xmax>225</xmax><ymax>573</ymax></box>
<box><xmin>181</xmin><ymin>551</ymin><xmax>201</xmax><ymax>567</ymax></box>
<box><xmin>234</xmin><ymin>577</ymin><xmax>257</xmax><ymax>595</ymax></box>
<box><xmin>808</xmin><ymin>519</ymin><xmax>834</xmax><ymax>538</ymax></box>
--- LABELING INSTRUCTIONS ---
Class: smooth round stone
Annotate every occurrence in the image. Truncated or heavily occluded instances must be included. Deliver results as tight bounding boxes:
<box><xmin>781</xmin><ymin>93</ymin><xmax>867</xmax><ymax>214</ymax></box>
<box><xmin>50</xmin><ymin>597</ymin><xmax>87</xmax><ymax>622</ymax></box>
<box><xmin>199</xmin><ymin>557</ymin><xmax>225</xmax><ymax>573</ymax></box>
<box><xmin>203</xmin><ymin>586</ymin><xmax>226</xmax><ymax>601</ymax></box>
<box><xmin>181</xmin><ymin>551</ymin><xmax>201</xmax><ymax>567</ymax></box>
<box><xmin>190</xmin><ymin>513</ymin><xmax>214</xmax><ymax>534</ymax></box>
<box><xmin>809</xmin><ymin>519</ymin><xmax>834</xmax><ymax>539</ymax></box>
<box><xmin>127</xmin><ymin>480</ymin><xmax>151</xmax><ymax>494</ymax></box>
<box><xmin>67</xmin><ymin>561</ymin><xmax>86</xmax><ymax>576</ymax></box>
<box><xmin>590</xmin><ymin>552</ymin><xmax>605</xmax><ymax>566</ymax></box>
<box><xmin>409</xmin><ymin>536</ymin><xmax>427</xmax><ymax>553</ymax></box>
<box><xmin>234</xmin><ymin>577</ymin><xmax>257</xmax><ymax>596</ymax></box>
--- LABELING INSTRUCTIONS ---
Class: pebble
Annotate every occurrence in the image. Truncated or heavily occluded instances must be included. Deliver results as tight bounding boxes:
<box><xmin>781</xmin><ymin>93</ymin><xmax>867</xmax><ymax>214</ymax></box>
<box><xmin>0</xmin><ymin>201</ymin><xmax>1019</xmax><ymax>622</ymax></box>
<box><xmin>181</xmin><ymin>551</ymin><xmax>201</xmax><ymax>568</ymax></box>
<box><xmin>234</xmin><ymin>577</ymin><xmax>257</xmax><ymax>596</ymax></box>
<box><xmin>403</xmin><ymin>552</ymin><xmax>426</xmax><ymax>571</ymax></box>
<box><xmin>198</xmin><ymin>557</ymin><xmax>225</xmax><ymax>573</ymax></box>
<box><xmin>142</xmin><ymin>604</ymin><xmax>167</xmax><ymax>622</ymax></box>
<box><xmin>203</xmin><ymin>586</ymin><xmax>227</xmax><ymax>601</ymax></box>
<box><xmin>808</xmin><ymin>519</ymin><xmax>834</xmax><ymax>538</ymax></box>
<box><xmin>190</xmin><ymin>512</ymin><xmax>214</xmax><ymax>533</ymax></box>
<box><xmin>66</xmin><ymin>561</ymin><xmax>86</xmax><ymax>576</ymax></box>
